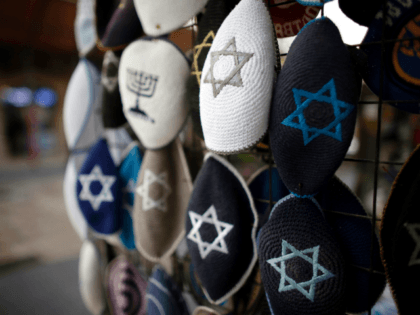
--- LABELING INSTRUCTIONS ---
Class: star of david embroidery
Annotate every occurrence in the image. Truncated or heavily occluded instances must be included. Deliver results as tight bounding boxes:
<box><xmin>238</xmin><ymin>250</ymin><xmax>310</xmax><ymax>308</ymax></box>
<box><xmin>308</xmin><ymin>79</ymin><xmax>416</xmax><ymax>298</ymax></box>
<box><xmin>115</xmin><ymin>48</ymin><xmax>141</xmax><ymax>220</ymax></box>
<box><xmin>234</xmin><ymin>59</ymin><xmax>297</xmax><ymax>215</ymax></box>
<box><xmin>267</xmin><ymin>240</ymin><xmax>335</xmax><ymax>302</ymax></box>
<box><xmin>204</xmin><ymin>37</ymin><xmax>253</xmax><ymax>97</ymax></box>
<box><xmin>79</xmin><ymin>165</ymin><xmax>116</xmax><ymax>211</ymax></box>
<box><xmin>405</xmin><ymin>223</ymin><xmax>420</xmax><ymax>266</ymax></box>
<box><xmin>187</xmin><ymin>205</ymin><xmax>234</xmax><ymax>259</ymax></box>
<box><xmin>191</xmin><ymin>31</ymin><xmax>215</xmax><ymax>86</ymax></box>
<box><xmin>136</xmin><ymin>169</ymin><xmax>171</xmax><ymax>212</ymax></box>
<box><xmin>281</xmin><ymin>79</ymin><xmax>354</xmax><ymax>146</ymax></box>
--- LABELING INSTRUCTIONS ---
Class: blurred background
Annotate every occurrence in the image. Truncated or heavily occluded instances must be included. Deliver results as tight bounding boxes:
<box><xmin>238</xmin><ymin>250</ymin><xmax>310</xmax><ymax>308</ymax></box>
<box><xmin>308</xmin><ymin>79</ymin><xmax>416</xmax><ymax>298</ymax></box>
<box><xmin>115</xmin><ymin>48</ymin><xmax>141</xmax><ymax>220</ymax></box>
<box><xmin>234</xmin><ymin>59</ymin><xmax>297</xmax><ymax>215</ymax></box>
<box><xmin>0</xmin><ymin>0</ymin><xmax>416</xmax><ymax>314</ymax></box>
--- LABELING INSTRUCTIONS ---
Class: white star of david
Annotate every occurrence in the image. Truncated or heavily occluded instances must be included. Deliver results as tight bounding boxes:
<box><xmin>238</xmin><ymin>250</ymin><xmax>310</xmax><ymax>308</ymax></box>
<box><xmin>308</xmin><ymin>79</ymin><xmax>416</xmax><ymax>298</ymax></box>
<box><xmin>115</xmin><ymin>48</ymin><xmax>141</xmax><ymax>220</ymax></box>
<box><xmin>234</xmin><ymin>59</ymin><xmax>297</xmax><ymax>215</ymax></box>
<box><xmin>267</xmin><ymin>240</ymin><xmax>335</xmax><ymax>302</ymax></box>
<box><xmin>187</xmin><ymin>205</ymin><xmax>234</xmax><ymax>259</ymax></box>
<box><xmin>78</xmin><ymin>165</ymin><xmax>116</xmax><ymax>211</ymax></box>
<box><xmin>136</xmin><ymin>169</ymin><xmax>171</xmax><ymax>212</ymax></box>
<box><xmin>405</xmin><ymin>223</ymin><xmax>420</xmax><ymax>266</ymax></box>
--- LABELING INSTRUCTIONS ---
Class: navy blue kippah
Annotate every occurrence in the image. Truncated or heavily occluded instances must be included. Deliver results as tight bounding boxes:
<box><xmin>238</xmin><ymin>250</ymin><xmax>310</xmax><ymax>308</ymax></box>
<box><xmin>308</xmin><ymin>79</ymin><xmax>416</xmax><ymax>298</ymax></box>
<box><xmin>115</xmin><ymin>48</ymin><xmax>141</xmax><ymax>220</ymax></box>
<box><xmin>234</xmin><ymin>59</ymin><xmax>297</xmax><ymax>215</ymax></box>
<box><xmin>381</xmin><ymin>145</ymin><xmax>420</xmax><ymax>314</ymax></box>
<box><xmin>361</xmin><ymin>0</ymin><xmax>420</xmax><ymax>114</ymax></box>
<box><xmin>185</xmin><ymin>153</ymin><xmax>258</xmax><ymax>304</ymax></box>
<box><xmin>258</xmin><ymin>195</ymin><xmax>346</xmax><ymax>315</ymax></box>
<box><xmin>77</xmin><ymin>138</ymin><xmax>122</xmax><ymax>234</ymax></box>
<box><xmin>146</xmin><ymin>267</ymin><xmax>189</xmax><ymax>315</ymax></box>
<box><xmin>269</xmin><ymin>17</ymin><xmax>361</xmax><ymax>197</ymax></box>
<box><xmin>338</xmin><ymin>0</ymin><xmax>382</xmax><ymax>26</ymax></box>
<box><xmin>316</xmin><ymin>176</ymin><xmax>385</xmax><ymax>313</ymax></box>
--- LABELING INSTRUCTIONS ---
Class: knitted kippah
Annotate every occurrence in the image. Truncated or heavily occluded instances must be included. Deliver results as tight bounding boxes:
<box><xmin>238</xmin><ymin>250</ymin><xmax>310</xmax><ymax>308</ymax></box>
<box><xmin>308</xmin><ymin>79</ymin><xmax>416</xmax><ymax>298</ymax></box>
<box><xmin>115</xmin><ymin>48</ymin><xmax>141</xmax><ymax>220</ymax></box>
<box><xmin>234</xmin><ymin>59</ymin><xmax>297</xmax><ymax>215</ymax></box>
<box><xmin>77</xmin><ymin>138</ymin><xmax>122</xmax><ymax>235</ymax></box>
<box><xmin>186</xmin><ymin>0</ymin><xmax>240</xmax><ymax>139</ymax></box>
<box><xmin>133</xmin><ymin>0</ymin><xmax>208</xmax><ymax>36</ymax></box>
<box><xmin>63</xmin><ymin>59</ymin><xmax>104</xmax><ymax>151</ymax></box>
<box><xmin>185</xmin><ymin>153</ymin><xmax>258</xmax><ymax>304</ymax></box>
<box><xmin>118</xmin><ymin>142</ymin><xmax>143</xmax><ymax>250</ymax></box>
<box><xmin>316</xmin><ymin>176</ymin><xmax>385</xmax><ymax>314</ymax></box>
<box><xmin>247</xmin><ymin>165</ymin><xmax>289</xmax><ymax>227</ymax></box>
<box><xmin>361</xmin><ymin>0</ymin><xmax>420</xmax><ymax>114</ymax></box>
<box><xmin>119</xmin><ymin>38</ymin><xmax>190</xmax><ymax>150</ymax></box>
<box><xmin>381</xmin><ymin>144</ymin><xmax>420</xmax><ymax>314</ymax></box>
<box><xmin>74</xmin><ymin>0</ymin><xmax>97</xmax><ymax>56</ymax></box>
<box><xmin>101</xmin><ymin>51</ymin><xmax>127</xmax><ymax>129</ymax></box>
<box><xmin>269</xmin><ymin>17</ymin><xmax>361</xmax><ymax>197</ymax></box>
<box><xmin>133</xmin><ymin>138</ymin><xmax>192</xmax><ymax>262</ymax></box>
<box><xmin>79</xmin><ymin>240</ymin><xmax>106</xmax><ymax>315</ymax></box>
<box><xmin>267</xmin><ymin>0</ymin><xmax>320</xmax><ymax>38</ymax></box>
<box><xmin>199</xmin><ymin>0</ymin><xmax>277</xmax><ymax>154</ymax></box>
<box><xmin>338</xmin><ymin>0</ymin><xmax>382</xmax><ymax>26</ymax></box>
<box><xmin>146</xmin><ymin>266</ymin><xmax>189</xmax><ymax>315</ymax></box>
<box><xmin>296</xmin><ymin>0</ymin><xmax>333</xmax><ymax>6</ymax></box>
<box><xmin>258</xmin><ymin>195</ymin><xmax>346</xmax><ymax>315</ymax></box>
<box><xmin>95</xmin><ymin>0</ymin><xmax>143</xmax><ymax>51</ymax></box>
<box><xmin>64</xmin><ymin>153</ymin><xmax>90</xmax><ymax>240</ymax></box>
<box><xmin>106</xmin><ymin>255</ymin><xmax>147</xmax><ymax>315</ymax></box>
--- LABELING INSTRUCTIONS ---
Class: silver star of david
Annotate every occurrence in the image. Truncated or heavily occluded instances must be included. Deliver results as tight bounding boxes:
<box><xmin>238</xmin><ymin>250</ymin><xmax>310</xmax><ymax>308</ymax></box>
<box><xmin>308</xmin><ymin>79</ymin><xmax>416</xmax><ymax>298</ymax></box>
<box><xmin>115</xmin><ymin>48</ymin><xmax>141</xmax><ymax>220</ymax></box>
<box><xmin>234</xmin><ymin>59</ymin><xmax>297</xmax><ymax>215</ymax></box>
<box><xmin>204</xmin><ymin>37</ymin><xmax>253</xmax><ymax>97</ymax></box>
<box><xmin>187</xmin><ymin>205</ymin><xmax>234</xmax><ymax>259</ymax></box>
<box><xmin>405</xmin><ymin>223</ymin><xmax>420</xmax><ymax>266</ymax></box>
<box><xmin>136</xmin><ymin>169</ymin><xmax>171</xmax><ymax>212</ymax></box>
<box><xmin>79</xmin><ymin>165</ymin><xmax>116</xmax><ymax>211</ymax></box>
<box><xmin>267</xmin><ymin>240</ymin><xmax>335</xmax><ymax>302</ymax></box>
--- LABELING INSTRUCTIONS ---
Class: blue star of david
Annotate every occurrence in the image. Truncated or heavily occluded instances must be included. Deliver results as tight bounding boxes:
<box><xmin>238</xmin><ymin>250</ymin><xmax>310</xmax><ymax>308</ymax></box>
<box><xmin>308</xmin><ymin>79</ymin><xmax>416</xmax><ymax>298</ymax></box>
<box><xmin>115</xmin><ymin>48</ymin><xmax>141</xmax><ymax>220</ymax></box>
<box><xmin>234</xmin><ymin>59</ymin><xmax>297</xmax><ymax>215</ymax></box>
<box><xmin>281</xmin><ymin>79</ymin><xmax>354</xmax><ymax>146</ymax></box>
<box><xmin>267</xmin><ymin>240</ymin><xmax>335</xmax><ymax>302</ymax></box>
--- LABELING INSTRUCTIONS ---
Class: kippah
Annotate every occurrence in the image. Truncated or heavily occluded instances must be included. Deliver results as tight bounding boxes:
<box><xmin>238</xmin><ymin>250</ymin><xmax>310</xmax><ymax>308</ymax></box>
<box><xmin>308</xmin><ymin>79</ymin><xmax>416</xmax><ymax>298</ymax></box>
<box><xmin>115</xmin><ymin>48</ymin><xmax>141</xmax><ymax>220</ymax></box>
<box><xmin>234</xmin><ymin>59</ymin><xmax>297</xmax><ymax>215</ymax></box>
<box><xmin>119</xmin><ymin>38</ymin><xmax>190</xmax><ymax>149</ymax></box>
<box><xmin>74</xmin><ymin>0</ymin><xmax>97</xmax><ymax>56</ymax></box>
<box><xmin>185</xmin><ymin>152</ymin><xmax>258</xmax><ymax>304</ymax></box>
<box><xmin>338</xmin><ymin>0</ymin><xmax>382</xmax><ymax>26</ymax></box>
<box><xmin>200</xmin><ymin>0</ymin><xmax>277</xmax><ymax>154</ymax></box>
<box><xmin>269</xmin><ymin>17</ymin><xmax>361</xmax><ymax>197</ymax></box>
<box><xmin>258</xmin><ymin>195</ymin><xmax>346</xmax><ymax>315</ymax></box>
<box><xmin>316</xmin><ymin>176</ymin><xmax>386</xmax><ymax>313</ymax></box>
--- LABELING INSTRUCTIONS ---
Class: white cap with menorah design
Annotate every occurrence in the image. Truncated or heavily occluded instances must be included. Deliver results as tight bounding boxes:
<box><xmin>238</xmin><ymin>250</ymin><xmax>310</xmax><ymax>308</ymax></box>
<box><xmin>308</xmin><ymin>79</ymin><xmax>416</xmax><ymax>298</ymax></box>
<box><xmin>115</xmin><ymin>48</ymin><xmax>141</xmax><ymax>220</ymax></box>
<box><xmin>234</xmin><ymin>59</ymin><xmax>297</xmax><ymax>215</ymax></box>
<box><xmin>119</xmin><ymin>38</ymin><xmax>191</xmax><ymax>150</ymax></box>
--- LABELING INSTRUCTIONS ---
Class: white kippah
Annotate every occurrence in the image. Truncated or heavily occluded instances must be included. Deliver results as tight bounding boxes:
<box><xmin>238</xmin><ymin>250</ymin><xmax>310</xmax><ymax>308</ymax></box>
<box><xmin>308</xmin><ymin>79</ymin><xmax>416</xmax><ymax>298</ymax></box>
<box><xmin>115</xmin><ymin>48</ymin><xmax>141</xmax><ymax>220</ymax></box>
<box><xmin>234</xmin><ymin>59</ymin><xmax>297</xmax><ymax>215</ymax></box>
<box><xmin>200</xmin><ymin>0</ymin><xmax>276</xmax><ymax>154</ymax></box>
<box><xmin>63</xmin><ymin>59</ymin><xmax>103</xmax><ymax>150</ymax></box>
<box><xmin>133</xmin><ymin>0</ymin><xmax>208</xmax><ymax>36</ymax></box>
<box><xmin>74</xmin><ymin>0</ymin><xmax>97</xmax><ymax>57</ymax></box>
<box><xmin>119</xmin><ymin>39</ymin><xmax>190</xmax><ymax>150</ymax></box>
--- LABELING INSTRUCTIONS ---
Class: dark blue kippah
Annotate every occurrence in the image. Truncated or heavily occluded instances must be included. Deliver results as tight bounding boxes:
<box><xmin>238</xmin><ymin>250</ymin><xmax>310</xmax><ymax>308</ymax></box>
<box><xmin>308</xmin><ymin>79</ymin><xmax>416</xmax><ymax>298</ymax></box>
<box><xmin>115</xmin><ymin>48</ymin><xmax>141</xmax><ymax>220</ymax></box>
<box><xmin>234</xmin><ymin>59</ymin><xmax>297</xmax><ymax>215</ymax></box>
<box><xmin>361</xmin><ymin>0</ymin><xmax>420</xmax><ymax>114</ymax></box>
<box><xmin>258</xmin><ymin>195</ymin><xmax>346</xmax><ymax>315</ymax></box>
<box><xmin>269</xmin><ymin>17</ymin><xmax>361</xmax><ymax>197</ymax></box>
<box><xmin>185</xmin><ymin>153</ymin><xmax>258</xmax><ymax>304</ymax></box>
<box><xmin>77</xmin><ymin>138</ymin><xmax>122</xmax><ymax>234</ymax></box>
<box><xmin>338</xmin><ymin>0</ymin><xmax>382</xmax><ymax>26</ymax></box>
<box><xmin>316</xmin><ymin>176</ymin><xmax>385</xmax><ymax>313</ymax></box>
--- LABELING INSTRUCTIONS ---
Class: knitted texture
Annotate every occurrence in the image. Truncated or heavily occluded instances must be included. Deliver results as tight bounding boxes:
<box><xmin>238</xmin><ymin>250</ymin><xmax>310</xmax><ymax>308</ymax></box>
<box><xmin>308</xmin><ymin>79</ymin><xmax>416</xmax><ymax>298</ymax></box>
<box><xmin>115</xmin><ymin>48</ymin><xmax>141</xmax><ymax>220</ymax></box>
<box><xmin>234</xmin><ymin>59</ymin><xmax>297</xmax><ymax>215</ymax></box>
<box><xmin>77</xmin><ymin>138</ymin><xmax>122</xmax><ymax>235</ymax></box>
<box><xmin>361</xmin><ymin>0</ymin><xmax>420</xmax><ymax>114</ymax></box>
<box><xmin>247</xmin><ymin>165</ymin><xmax>289</xmax><ymax>229</ymax></box>
<box><xmin>269</xmin><ymin>17</ymin><xmax>361</xmax><ymax>197</ymax></box>
<box><xmin>101</xmin><ymin>51</ymin><xmax>127</xmax><ymax>128</ymax></box>
<box><xmin>74</xmin><ymin>0</ymin><xmax>97</xmax><ymax>56</ymax></box>
<box><xmin>106</xmin><ymin>255</ymin><xmax>147</xmax><ymax>315</ymax></box>
<box><xmin>338</xmin><ymin>0</ymin><xmax>382</xmax><ymax>26</ymax></box>
<box><xmin>63</xmin><ymin>59</ymin><xmax>104</xmax><ymax>151</ymax></box>
<box><xmin>63</xmin><ymin>153</ymin><xmax>90</xmax><ymax>240</ymax></box>
<box><xmin>95</xmin><ymin>0</ymin><xmax>143</xmax><ymax>51</ymax></box>
<box><xmin>118</xmin><ymin>142</ymin><xmax>143</xmax><ymax>250</ymax></box>
<box><xmin>133</xmin><ymin>138</ymin><xmax>192</xmax><ymax>262</ymax></box>
<box><xmin>79</xmin><ymin>240</ymin><xmax>106</xmax><ymax>315</ymax></box>
<box><xmin>146</xmin><ymin>267</ymin><xmax>189</xmax><ymax>315</ymax></box>
<box><xmin>267</xmin><ymin>0</ymin><xmax>320</xmax><ymax>38</ymax></box>
<box><xmin>381</xmin><ymin>144</ymin><xmax>420</xmax><ymax>314</ymax></box>
<box><xmin>316</xmin><ymin>176</ymin><xmax>385</xmax><ymax>314</ymax></box>
<box><xmin>258</xmin><ymin>196</ymin><xmax>346</xmax><ymax>315</ymax></box>
<box><xmin>200</xmin><ymin>0</ymin><xmax>276</xmax><ymax>154</ymax></box>
<box><xmin>186</xmin><ymin>0</ymin><xmax>240</xmax><ymax>139</ymax></box>
<box><xmin>185</xmin><ymin>153</ymin><xmax>258</xmax><ymax>304</ymax></box>
<box><xmin>119</xmin><ymin>38</ymin><xmax>190</xmax><ymax>150</ymax></box>
<box><xmin>133</xmin><ymin>0</ymin><xmax>208</xmax><ymax>36</ymax></box>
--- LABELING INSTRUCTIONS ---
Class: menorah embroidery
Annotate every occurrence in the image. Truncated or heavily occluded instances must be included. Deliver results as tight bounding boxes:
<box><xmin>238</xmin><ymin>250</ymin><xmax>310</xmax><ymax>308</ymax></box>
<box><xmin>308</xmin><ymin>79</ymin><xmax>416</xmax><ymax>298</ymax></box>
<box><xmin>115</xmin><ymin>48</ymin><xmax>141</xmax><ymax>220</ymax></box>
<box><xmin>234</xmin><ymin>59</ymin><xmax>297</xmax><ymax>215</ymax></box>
<box><xmin>126</xmin><ymin>68</ymin><xmax>159</xmax><ymax>123</ymax></box>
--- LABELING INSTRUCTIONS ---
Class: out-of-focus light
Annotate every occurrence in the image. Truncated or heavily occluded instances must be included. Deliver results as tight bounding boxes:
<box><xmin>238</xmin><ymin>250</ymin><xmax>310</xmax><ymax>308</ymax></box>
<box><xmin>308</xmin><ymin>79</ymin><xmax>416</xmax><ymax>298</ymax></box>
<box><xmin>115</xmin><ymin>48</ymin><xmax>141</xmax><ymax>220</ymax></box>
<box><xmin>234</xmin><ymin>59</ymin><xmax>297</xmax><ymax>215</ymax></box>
<box><xmin>7</xmin><ymin>87</ymin><xmax>32</xmax><ymax>107</ymax></box>
<box><xmin>33</xmin><ymin>88</ymin><xmax>57</xmax><ymax>108</ymax></box>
